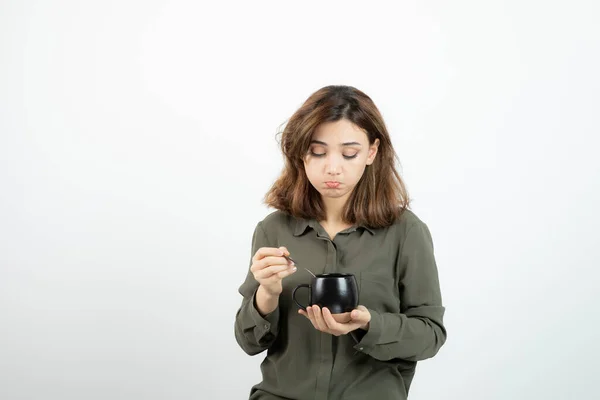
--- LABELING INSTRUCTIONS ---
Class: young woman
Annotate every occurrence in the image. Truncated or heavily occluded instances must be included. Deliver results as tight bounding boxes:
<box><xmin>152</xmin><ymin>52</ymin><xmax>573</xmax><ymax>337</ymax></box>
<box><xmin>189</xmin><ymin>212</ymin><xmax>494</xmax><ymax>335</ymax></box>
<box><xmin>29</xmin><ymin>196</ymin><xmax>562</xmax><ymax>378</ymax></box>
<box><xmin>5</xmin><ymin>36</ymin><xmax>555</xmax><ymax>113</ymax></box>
<box><xmin>234</xmin><ymin>85</ymin><xmax>446</xmax><ymax>400</ymax></box>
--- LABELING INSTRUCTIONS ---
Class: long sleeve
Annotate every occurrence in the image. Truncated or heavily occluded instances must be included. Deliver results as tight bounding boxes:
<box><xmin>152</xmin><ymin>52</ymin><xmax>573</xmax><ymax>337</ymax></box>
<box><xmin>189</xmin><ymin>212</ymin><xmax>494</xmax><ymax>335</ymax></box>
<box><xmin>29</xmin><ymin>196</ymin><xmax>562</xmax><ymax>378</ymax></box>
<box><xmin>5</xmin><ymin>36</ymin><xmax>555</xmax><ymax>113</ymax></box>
<box><xmin>234</xmin><ymin>222</ymin><xmax>280</xmax><ymax>355</ymax></box>
<box><xmin>352</xmin><ymin>220</ymin><xmax>447</xmax><ymax>362</ymax></box>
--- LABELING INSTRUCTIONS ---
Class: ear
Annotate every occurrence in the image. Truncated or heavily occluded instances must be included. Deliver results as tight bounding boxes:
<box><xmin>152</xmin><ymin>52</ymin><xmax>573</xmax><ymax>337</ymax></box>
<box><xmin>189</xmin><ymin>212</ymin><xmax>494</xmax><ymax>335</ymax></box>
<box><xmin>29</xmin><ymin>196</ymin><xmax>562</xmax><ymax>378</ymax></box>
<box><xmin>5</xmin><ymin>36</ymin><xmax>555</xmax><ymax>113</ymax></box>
<box><xmin>366</xmin><ymin>138</ymin><xmax>380</xmax><ymax>165</ymax></box>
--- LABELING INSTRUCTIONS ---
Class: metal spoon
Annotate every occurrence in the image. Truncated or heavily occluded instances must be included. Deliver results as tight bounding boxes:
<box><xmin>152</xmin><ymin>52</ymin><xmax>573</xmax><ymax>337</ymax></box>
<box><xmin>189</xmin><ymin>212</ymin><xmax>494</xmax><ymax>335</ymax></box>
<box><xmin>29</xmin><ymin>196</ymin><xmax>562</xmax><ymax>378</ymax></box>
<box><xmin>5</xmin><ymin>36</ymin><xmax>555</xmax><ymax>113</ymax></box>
<box><xmin>283</xmin><ymin>254</ymin><xmax>316</xmax><ymax>277</ymax></box>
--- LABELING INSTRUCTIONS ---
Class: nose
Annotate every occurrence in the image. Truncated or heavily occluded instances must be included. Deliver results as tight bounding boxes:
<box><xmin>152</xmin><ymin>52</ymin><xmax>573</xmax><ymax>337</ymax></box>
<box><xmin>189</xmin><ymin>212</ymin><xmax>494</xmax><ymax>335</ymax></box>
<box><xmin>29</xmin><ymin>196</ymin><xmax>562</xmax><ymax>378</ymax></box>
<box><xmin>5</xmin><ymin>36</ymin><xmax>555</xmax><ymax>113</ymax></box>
<box><xmin>325</xmin><ymin>155</ymin><xmax>342</xmax><ymax>176</ymax></box>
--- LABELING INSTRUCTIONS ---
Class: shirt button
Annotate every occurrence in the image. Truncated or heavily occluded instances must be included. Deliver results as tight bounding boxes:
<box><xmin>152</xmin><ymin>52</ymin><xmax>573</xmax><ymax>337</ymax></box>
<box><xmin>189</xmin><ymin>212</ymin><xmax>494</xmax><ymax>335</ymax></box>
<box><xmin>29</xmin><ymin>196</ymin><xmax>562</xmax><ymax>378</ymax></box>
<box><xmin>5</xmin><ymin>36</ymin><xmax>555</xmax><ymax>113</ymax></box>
<box><xmin>358</xmin><ymin>347</ymin><xmax>364</xmax><ymax>350</ymax></box>
<box><xmin>264</xmin><ymin>324</ymin><xmax>269</xmax><ymax>330</ymax></box>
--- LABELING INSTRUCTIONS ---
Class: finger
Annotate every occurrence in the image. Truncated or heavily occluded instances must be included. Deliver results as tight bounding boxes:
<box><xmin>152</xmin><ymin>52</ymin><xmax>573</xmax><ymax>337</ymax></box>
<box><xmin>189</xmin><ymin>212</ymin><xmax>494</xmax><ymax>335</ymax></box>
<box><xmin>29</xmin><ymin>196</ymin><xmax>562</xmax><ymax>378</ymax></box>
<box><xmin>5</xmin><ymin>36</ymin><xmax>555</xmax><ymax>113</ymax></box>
<box><xmin>253</xmin><ymin>247</ymin><xmax>282</xmax><ymax>263</ymax></box>
<box><xmin>322</xmin><ymin>308</ymin><xmax>342</xmax><ymax>330</ymax></box>
<box><xmin>354</xmin><ymin>305</ymin><xmax>369</xmax><ymax>314</ymax></box>
<box><xmin>350</xmin><ymin>306</ymin><xmax>369</xmax><ymax>323</ymax></box>
<box><xmin>259</xmin><ymin>255</ymin><xmax>292</xmax><ymax>269</ymax></box>
<box><xmin>253</xmin><ymin>247</ymin><xmax>284</xmax><ymax>262</ymax></box>
<box><xmin>278</xmin><ymin>246</ymin><xmax>290</xmax><ymax>256</ymax></box>
<box><xmin>324</xmin><ymin>310</ymin><xmax>362</xmax><ymax>335</ymax></box>
<box><xmin>276</xmin><ymin>266</ymin><xmax>297</xmax><ymax>279</ymax></box>
<box><xmin>254</xmin><ymin>264</ymin><xmax>289</xmax><ymax>279</ymax></box>
<box><xmin>312</xmin><ymin>306</ymin><xmax>329</xmax><ymax>332</ymax></box>
<box><xmin>261</xmin><ymin>266</ymin><xmax>297</xmax><ymax>284</ymax></box>
<box><xmin>306</xmin><ymin>306</ymin><xmax>321</xmax><ymax>330</ymax></box>
<box><xmin>251</xmin><ymin>256</ymin><xmax>289</xmax><ymax>273</ymax></box>
<box><xmin>251</xmin><ymin>252</ymin><xmax>286</xmax><ymax>272</ymax></box>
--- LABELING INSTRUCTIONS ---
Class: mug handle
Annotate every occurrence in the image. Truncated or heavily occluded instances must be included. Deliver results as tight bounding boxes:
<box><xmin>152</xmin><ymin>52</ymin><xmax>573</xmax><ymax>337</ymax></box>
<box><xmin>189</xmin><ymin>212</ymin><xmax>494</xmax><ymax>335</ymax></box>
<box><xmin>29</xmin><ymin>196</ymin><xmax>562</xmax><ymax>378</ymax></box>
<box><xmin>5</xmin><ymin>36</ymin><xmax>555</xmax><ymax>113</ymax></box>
<box><xmin>292</xmin><ymin>284</ymin><xmax>311</xmax><ymax>311</ymax></box>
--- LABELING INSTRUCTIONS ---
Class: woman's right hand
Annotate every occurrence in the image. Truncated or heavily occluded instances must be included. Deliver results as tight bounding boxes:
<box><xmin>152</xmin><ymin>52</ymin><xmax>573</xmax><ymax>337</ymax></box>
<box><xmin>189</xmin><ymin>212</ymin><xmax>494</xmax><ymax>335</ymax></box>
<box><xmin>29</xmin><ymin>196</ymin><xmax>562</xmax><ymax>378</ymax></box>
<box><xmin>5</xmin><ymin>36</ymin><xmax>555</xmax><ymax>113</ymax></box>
<box><xmin>250</xmin><ymin>246</ymin><xmax>297</xmax><ymax>296</ymax></box>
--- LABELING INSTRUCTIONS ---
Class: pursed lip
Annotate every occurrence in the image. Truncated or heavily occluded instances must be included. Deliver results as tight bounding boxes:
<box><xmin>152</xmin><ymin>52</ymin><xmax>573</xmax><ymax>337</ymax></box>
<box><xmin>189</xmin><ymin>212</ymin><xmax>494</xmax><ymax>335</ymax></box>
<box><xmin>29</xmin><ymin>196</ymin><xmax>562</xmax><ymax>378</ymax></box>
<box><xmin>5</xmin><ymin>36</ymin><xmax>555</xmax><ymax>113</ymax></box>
<box><xmin>325</xmin><ymin>181</ymin><xmax>341</xmax><ymax>188</ymax></box>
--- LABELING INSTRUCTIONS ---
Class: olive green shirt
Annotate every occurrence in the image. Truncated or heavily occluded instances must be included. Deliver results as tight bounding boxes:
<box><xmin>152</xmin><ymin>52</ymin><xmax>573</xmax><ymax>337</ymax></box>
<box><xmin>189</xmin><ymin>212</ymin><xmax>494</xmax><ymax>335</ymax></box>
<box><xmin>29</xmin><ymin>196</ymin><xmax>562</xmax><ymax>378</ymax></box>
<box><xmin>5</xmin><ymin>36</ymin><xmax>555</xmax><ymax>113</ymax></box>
<box><xmin>234</xmin><ymin>209</ymin><xmax>446</xmax><ymax>400</ymax></box>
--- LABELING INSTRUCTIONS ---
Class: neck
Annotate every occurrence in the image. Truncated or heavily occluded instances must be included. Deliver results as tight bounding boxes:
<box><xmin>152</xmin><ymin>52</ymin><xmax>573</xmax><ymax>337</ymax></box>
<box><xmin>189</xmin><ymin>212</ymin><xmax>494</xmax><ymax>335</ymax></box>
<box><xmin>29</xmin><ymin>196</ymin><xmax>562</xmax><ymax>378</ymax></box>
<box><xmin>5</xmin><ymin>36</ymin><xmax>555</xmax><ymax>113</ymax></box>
<box><xmin>321</xmin><ymin>194</ymin><xmax>350</xmax><ymax>226</ymax></box>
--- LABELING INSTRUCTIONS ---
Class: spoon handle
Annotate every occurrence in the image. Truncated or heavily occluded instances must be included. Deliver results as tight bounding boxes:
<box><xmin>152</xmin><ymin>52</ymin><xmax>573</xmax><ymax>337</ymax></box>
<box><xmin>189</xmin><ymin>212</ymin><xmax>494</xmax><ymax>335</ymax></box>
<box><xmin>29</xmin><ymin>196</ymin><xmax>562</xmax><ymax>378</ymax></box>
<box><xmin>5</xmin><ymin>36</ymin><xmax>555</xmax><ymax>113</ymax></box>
<box><xmin>283</xmin><ymin>255</ymin><xmax>316</xmax><ymax>277</ymax></box>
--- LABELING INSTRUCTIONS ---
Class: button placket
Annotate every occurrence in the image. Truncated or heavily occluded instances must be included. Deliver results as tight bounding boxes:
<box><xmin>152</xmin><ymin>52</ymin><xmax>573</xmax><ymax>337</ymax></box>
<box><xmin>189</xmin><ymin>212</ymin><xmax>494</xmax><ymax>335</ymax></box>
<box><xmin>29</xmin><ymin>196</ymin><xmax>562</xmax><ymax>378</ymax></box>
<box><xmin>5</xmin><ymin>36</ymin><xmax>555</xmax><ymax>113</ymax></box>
<box><xmin>314</xmin><ymin>235</ymin><xmax>336</xmax><ymax>399</ymax></box>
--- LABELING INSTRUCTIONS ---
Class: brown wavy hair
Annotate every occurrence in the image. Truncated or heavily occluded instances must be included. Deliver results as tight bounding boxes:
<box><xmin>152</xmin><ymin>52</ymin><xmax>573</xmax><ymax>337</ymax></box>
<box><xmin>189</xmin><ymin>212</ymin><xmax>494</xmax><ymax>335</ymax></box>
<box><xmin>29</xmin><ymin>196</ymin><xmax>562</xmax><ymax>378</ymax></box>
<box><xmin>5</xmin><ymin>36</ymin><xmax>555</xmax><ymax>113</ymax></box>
<box><xmin>264</xmin><ymin>85</ymin><xmax>410</xmax><ymax>228</ymax></box>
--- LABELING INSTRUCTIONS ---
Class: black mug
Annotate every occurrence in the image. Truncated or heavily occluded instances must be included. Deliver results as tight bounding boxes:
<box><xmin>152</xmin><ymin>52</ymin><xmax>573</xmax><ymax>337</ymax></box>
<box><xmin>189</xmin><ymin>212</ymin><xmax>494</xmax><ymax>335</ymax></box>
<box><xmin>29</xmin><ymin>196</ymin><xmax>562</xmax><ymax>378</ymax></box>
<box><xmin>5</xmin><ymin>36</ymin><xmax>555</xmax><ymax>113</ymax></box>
<box><xmin>292</xmin><ymin>273</ymin><xmax>359</xmax><ymax>314</ymax></box>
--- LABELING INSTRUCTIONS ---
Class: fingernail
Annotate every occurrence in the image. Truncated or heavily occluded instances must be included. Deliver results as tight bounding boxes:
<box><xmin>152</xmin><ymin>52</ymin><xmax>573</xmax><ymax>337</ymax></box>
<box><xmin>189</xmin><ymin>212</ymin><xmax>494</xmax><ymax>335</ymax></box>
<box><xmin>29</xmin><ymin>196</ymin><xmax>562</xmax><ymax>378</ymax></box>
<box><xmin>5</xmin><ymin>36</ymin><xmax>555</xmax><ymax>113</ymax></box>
<box><xmin>291</xmin><ymin>267</ymin><xmax>297</xmax><ymax>272</ymax></box>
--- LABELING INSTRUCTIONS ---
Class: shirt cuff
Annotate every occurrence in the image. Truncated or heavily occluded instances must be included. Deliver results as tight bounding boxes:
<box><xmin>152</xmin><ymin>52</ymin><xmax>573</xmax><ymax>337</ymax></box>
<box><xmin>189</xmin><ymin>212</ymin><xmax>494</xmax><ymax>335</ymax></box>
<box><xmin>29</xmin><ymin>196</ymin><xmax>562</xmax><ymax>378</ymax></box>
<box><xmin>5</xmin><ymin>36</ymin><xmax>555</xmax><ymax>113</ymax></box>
<box><xmin>247</xmin><ymin>288</ymin><xmax>280</xmax><ymax>342</ymax></box>
<box><xmin>352</xmin><ymin>308</ymin><xmax>384</xmax><ymax>353</ymax></box>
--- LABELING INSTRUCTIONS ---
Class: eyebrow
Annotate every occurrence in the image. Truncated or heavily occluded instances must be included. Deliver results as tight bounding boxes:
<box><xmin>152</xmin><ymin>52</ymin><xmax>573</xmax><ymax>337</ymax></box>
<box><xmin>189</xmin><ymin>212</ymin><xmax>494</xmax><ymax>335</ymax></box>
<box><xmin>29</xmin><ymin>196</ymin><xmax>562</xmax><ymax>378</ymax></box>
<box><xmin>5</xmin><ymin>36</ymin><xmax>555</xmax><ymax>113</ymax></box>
<box><xmin>310</xmin><ymin>140</ymin><xmax>362</xmax><ymax>146</ymax></box>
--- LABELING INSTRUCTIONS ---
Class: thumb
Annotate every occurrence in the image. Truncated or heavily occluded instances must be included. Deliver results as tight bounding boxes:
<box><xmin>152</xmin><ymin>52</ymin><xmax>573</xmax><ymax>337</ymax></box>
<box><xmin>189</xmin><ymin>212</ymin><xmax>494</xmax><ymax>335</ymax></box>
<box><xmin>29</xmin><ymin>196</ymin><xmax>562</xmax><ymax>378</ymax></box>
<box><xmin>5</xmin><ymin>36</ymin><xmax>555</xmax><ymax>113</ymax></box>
<box><xmin>351</xmin><ymin>306</ymin><xmax>369</xmax><ymax>321</ymax></box>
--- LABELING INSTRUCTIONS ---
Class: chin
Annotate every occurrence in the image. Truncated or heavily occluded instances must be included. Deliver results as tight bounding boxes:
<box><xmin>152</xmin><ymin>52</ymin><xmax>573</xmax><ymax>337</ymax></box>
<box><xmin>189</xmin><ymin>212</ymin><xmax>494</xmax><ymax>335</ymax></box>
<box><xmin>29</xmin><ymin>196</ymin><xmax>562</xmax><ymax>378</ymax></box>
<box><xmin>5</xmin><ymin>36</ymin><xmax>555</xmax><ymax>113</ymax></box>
<box><xmin>319</xmin><ymin>190</ymin><xmax>349</xmax><ymax>199</ymax></box>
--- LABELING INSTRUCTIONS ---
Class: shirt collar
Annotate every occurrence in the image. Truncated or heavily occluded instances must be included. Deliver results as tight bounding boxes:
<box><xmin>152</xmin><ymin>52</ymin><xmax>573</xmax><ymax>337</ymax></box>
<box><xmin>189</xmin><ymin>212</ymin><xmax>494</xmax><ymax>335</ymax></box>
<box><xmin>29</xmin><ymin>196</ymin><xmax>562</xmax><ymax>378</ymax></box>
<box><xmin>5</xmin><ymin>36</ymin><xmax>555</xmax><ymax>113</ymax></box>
<box><xmin>293</xmin><ymin>217</ymin><xmax>375</xmax><ymax>236</ymax></box>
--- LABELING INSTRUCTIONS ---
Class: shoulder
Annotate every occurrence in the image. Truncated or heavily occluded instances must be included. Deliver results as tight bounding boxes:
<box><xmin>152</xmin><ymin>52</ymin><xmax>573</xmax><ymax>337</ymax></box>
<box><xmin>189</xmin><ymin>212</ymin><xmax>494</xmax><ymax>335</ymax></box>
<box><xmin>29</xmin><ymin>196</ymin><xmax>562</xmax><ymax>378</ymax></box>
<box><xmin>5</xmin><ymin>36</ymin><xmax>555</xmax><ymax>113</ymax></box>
<box><xmin>390</xmin><ymin>208</ymin><xmax>432</xmax><ymax>239</ymax></box>
<box><xmin>259</xmin><ymin>209</ymin><xmax>293</xmax><ymax>227</ymax></box>
<box><xmin>254</xmin><ymin>209</ymin><xmax>295</xmax><ymax>238</ymax></box>
<box><xmin>395</xmin><ymin>208</ymin><xmax>425</xmax><ymax>228</ymax></box>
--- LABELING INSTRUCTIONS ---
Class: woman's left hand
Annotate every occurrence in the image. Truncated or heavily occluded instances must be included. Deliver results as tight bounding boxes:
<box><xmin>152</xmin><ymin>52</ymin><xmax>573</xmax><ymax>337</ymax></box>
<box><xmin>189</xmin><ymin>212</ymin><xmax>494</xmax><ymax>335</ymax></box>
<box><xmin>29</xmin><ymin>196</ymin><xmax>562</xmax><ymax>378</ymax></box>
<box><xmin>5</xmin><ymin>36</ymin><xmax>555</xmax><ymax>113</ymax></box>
<box><xmin>299</xmin><ymin>305</ymin><xmax>371</xmax><ymax>336</ymax></box>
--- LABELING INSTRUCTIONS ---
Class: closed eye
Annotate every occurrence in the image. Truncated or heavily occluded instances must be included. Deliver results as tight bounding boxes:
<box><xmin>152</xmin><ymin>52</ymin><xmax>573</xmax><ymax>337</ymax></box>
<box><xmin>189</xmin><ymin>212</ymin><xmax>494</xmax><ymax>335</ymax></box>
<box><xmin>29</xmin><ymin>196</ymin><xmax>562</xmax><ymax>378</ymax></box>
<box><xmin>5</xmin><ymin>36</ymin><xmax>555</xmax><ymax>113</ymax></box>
<box><xmin>309</xmin><ymin>151</ymin><xmax>358</xmax><ymax>160</ymax></box>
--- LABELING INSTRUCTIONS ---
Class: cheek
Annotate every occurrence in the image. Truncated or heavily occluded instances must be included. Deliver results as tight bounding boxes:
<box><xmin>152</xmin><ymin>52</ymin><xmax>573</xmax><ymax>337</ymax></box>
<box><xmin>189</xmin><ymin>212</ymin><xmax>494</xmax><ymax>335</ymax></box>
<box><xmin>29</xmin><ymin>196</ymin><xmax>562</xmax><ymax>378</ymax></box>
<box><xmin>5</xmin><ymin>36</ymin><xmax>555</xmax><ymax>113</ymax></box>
<box><xmin>303</xmin><ymin>161</ymin><xmax>320</xmax><ymax>182</ymax></box>
<box><xmin>345</xmin><ymin>163</ymin><xmax>367</xmax><ymax>184</ymax></box>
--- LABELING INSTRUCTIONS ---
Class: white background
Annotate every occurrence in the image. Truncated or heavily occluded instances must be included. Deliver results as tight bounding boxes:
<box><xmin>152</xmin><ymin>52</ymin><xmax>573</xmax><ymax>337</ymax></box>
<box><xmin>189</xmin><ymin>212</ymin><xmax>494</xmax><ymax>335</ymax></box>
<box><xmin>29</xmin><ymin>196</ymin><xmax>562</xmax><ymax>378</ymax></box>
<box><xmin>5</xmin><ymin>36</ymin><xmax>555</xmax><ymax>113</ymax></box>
<box><xmin>1</xmin><ymin>1</ymin><xmax>599</xmax><ymax>399</ymax></box>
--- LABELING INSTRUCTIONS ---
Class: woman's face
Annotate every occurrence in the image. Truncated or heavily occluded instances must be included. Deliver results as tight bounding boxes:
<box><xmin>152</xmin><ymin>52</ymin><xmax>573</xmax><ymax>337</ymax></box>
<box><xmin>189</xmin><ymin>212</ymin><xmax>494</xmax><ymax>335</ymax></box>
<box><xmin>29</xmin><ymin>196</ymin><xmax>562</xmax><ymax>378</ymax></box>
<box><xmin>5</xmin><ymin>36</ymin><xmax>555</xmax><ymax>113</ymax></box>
<box><xmin>303</xmin><ymin>119</ymin><xmax>379</xmax><ymax>201</ymax></box>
